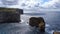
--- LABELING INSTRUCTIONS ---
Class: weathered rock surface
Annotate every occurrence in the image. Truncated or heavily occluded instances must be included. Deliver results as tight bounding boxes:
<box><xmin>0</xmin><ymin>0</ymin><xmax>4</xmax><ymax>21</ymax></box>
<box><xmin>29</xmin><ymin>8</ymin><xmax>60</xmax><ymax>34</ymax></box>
<box><xmin>0</xmin><ymin>7</ymin><xmax>23</xmax><ymax>23</ymax></box>
<box><xmin>0</xmin><ymin>12</ymin><xmax>20</xmax><ymax>23</ymax></box>
<box><xmin>29</xmin><ymin>17</ymin><xmax>45</xmax><ymax>32</ymax></box>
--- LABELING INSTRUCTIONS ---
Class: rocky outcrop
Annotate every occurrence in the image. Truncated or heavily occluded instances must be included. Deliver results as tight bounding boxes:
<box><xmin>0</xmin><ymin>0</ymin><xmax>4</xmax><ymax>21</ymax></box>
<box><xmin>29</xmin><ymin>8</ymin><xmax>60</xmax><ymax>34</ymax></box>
<box><xmin>29</xmin><ymin>17</ymin><xmax>45</xmax><ymax>32</ymax></box>
<box><xmin>0</xmin><ymin>7</ymin><xmax>23</xmax><ymax>23</ymax></box>
<box><xmin>0</xmin><ymin>12</ymin><xmax>20</xmax><ymax>23</ymax></box>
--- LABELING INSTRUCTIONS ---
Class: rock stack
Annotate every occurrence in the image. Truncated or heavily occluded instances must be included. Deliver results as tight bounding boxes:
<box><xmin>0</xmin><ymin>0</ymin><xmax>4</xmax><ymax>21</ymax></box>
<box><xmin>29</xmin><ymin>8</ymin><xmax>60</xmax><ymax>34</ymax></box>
<box><xmin>29</xmin><ymin>17</ymin><xmax>45</xmax><ymax>32</ymax></box>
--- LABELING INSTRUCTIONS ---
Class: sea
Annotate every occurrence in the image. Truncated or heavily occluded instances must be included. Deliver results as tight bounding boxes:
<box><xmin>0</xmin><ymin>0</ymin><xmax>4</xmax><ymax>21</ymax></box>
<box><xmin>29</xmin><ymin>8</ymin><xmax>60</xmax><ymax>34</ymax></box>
<box><xmin>0</xmin><ymin>11</ymin><xmax>60</xmax><ymax>34</ymax></box>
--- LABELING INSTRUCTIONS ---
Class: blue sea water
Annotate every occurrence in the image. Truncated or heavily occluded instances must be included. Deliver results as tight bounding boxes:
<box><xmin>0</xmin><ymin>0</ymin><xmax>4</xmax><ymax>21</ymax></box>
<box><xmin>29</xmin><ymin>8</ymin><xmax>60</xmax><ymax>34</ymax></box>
<box><xmin>0</xmin><ymin>11</ymin><xmax>60</xmax><ymax>34</ymax></box>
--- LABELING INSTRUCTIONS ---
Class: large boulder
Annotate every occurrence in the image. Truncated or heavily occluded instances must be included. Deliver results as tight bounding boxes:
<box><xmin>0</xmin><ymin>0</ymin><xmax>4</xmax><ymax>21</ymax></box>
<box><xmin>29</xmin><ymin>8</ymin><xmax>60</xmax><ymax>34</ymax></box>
<box><xmin>29</xmin><ymin>17</ymin><xmax>45</xmax><ymax>32</ymax></box>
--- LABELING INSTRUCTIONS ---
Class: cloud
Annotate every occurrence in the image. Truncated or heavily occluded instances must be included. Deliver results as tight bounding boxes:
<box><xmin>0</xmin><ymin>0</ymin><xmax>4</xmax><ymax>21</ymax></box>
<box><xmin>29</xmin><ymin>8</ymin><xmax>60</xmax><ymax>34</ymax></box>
<box><xmin>16</xmin><ymin>0</ymin><xmax>42</xmax><ymax>9</ymax></box>
<box><xmin>18</xmin><ymin>0</ymin><xmax>60</xmax><ymax>9</ymax></box>
<box><xmin>0</xmin><ymin>0</ymin><xmax>18</xmax><ymax>7</ymax></box>
<box><xmin>41</xmin><ymin>0</ymin><xmax>60</xmax><ymax>8</ymax></box>
<box><xmin>0</xmin><ymin>0</ymin><xmax>60</xmax><ymax>9</ymax></box>
<box><xmin>0</xmin><ymin>0</ymin><xmax>5</xmax><ymax>7</ymax></box>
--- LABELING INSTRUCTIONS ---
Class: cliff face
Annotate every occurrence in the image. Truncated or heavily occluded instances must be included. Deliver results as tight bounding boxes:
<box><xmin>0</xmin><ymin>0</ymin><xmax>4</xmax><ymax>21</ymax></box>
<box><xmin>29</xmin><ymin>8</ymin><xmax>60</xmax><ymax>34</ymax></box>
<box><xmin>0</xmin><ymin>7</ymin><xmax>23</xmax><ymax>23</ymax></box>
<box><xmin>0</xmin><ymin>7</ymin><xmax>23</xmax><ymax>14</ymax></box>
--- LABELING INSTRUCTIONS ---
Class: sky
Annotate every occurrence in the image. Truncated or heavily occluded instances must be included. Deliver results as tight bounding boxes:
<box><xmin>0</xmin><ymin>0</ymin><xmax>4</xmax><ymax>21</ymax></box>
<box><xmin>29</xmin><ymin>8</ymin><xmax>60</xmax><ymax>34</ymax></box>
<box><xmin>0</xmin><ymin>0</ymin><xmax>60</xmax><ymax>13</ymax></box>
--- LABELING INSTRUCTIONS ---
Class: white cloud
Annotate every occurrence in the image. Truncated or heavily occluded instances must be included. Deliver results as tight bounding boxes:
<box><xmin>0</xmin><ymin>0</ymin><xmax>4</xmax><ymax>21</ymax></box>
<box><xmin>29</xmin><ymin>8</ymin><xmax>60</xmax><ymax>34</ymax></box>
<box><xmin>41</xmin><ymin>0</ymin><xmax>60</xmax><ymax>8</ymax></box>
<box><xmin>17</xmin><ymin>0</ymin><xmax>60</xmax><ymax>9</ymax></box>
<box><xmin>0</xmin><ymin>0</ymin><xmax>5</xmax><ymax>7</ymax></box>
<box><xmin>0</xmin><ymin>0</ymin><xmax>18</xmax><ymax>7</ymax></box>
<box><xmin>0</xmin><ymin>0</ymin><xmax>60</xmax><ymax>9</ymax></box>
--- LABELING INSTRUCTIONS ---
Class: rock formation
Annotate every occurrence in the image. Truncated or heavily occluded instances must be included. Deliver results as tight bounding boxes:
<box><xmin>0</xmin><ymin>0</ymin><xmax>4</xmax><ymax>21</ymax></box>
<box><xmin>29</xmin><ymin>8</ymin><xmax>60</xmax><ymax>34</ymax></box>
<box><xmin>29</xmin><ymin>17</ymin><xmax>45</xmax><ymax>32</ymax></box>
